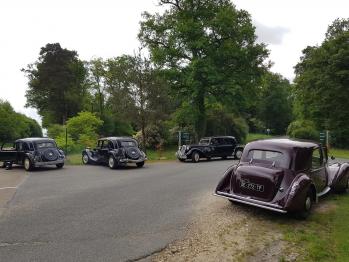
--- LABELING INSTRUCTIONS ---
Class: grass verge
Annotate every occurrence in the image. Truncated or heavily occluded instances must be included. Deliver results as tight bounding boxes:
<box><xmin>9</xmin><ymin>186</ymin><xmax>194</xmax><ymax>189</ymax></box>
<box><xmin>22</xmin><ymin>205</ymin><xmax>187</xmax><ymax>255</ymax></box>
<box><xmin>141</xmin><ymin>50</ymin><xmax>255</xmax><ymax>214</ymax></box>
<box><xmin>281</xmin><ymin>193</ymin><xmax>349</xmax><ymax>261</ymax></box>
<box><xmin>329</xmin><ymin>148</ymin><xmax>349</xmax><ymax>159</ymax></box>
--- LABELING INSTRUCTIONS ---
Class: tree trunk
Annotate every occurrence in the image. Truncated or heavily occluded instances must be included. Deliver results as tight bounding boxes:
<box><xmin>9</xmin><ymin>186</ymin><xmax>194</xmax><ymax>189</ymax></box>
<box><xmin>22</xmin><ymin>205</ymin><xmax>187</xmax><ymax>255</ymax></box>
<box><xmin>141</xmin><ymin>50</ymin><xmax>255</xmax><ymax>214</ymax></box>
<box><xmin>194</xmin><ymin>88</ymin><xmax>206</xmax><ymax>141</ymax></box>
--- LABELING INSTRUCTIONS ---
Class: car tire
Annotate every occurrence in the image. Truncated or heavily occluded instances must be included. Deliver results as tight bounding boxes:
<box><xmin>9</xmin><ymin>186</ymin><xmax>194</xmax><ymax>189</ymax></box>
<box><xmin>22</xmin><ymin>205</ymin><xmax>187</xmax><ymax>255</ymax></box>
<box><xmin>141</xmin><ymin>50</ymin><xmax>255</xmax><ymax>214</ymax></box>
<box><xmin>234</xmin><ymin>149</ymin><xmax>243</xmax><ymax>160</ymax></box>
<box><xmin>82</xmin><ymin>153</ymin><xmax>90</xmax><ymax>165</ymax></box>
<box><xmin>299</xmin><ymin>190</ymin><xmax>313</xmax><ymax>219</ymax></box>
<box><xmin>56</xmin><ymin>163</ymin><xmax>64</xmax><ymax>169</ymax></box>
<box><xmin>136</xmin><ymin>161</ymin><xmax>145</xmax><ymax>168</ymax></box>
<box><xmin>24</xmin><ymin>157</ymin><xmax>33</xmax><ymax>171</ymax></box>
<box><xmin>108</xmin><ymin>155</ymin><xmax>117</xmax><ymax>169</ymax></box>
<box><xmin>192</xmin><ymin>151</ymin><xmax>200</xmax><ymax>163</ymax></box>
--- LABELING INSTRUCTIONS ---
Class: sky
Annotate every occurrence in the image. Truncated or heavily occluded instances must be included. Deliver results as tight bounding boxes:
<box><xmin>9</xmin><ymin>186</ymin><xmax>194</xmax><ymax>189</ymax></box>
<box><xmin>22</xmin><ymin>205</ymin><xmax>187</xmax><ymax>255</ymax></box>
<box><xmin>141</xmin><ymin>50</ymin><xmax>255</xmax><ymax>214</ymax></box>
<box><xmin>0</xmin><ymin>0</ymin><xmax>348</xmax><ymax>124</ymax></box>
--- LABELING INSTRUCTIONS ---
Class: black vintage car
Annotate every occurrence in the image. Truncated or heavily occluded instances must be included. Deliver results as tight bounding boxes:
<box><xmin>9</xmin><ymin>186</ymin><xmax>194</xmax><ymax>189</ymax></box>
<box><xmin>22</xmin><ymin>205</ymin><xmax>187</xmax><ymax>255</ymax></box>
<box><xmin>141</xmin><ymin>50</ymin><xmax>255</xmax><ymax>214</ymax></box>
<box><xmin>82</xmin><ymin>137</ymin><xmax>147</xmax><ymax>169</ymax></box>
<box><xmin>176</xmin><ymin>136</ymin><xmax>244</xmax><ymax>162</ymax></box>
<box><xmin>0</xmin><ymin>138</ymin><xmax>65</xmax><ymax>171</ymax></box>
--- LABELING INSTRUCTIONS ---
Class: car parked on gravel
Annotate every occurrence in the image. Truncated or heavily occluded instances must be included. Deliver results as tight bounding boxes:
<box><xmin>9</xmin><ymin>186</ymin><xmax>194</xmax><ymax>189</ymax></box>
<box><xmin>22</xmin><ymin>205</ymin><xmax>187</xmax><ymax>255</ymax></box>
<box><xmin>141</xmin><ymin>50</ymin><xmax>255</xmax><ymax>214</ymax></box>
<box><xmin>176</xmin><ymin>136</ymin><xmax>244</xmax><ymax>162</ymax></box>
<box><xmin>215</xmin><ymin>138</ymin><xmax>349</xmax><ymax>218</ymax></box>
<box><xmin>0</xmin><ymin>137</ymin><xmax>65</xmax><ymax>171</ymax></box>
<box><xmin>82</xmin><ymin>137</ymin><xmax>147</xmax><ymax>169</ymax></box>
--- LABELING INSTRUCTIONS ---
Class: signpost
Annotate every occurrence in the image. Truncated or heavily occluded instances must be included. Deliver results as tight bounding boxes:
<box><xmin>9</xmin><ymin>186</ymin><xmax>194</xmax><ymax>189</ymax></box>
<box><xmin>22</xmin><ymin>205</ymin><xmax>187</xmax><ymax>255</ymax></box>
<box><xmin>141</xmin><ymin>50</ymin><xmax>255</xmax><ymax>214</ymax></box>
<box><xmin>178</xmin><ymin>131</ymin><xmax>190</xmax><ymax>148</ymax></box>
<box><xmin>320</xmin><ymin>130</ymin><xmax>330</xmax><ymax>148</ymax></box>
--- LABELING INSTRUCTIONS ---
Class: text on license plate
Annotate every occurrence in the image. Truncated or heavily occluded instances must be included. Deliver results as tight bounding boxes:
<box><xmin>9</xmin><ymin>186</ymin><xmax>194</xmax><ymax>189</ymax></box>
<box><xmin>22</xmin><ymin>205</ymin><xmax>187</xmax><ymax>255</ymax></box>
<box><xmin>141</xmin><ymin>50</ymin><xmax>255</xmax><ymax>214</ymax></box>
<box><xmin>240</xmin><ymin>179</ymin><xmax>264</xmax><ymax>192</ymax></box>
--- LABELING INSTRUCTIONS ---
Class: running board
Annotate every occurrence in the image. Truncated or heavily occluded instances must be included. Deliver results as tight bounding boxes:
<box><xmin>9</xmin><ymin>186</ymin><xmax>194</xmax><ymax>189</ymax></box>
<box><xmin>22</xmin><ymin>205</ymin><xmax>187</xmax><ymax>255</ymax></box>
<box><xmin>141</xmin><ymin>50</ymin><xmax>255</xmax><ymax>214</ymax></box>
<box><xmin>214</xmin><ymin>192</ymin><xmax>287</xmax><ymax>214</ymax></box>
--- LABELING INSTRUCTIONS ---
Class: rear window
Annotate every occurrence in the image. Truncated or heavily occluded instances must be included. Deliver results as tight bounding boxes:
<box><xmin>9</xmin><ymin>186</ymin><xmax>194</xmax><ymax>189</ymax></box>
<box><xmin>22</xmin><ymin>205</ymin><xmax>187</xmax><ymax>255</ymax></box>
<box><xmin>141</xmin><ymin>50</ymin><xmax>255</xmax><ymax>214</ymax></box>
<box><xmin>120</xmin><ymin>141</ymin><xmax>137</xmax><ymax>147</ymax></box>
<box><xmin>35</xmin><ymin>142</ymin><xmax>56</xmax><ymax>149</ymax></box>
<box><xmin>199</xmin><ymin>139</ymin><xmax>209</xmax><ymax>145</ymax></box>
<box><xmin>245</xmin><ymin>150</ymin><xmax>288</xmax><ymax>168</ymax></box>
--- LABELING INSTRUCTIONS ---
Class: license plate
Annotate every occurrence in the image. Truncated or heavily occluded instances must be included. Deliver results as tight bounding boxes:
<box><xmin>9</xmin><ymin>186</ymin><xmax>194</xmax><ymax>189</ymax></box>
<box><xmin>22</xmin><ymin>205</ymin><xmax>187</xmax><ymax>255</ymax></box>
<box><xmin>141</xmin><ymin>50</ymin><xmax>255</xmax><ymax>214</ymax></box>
<box><xmin>240</xmin><ymin>179</ymin><xmax>264</xmax><ymax>192</ymax></box>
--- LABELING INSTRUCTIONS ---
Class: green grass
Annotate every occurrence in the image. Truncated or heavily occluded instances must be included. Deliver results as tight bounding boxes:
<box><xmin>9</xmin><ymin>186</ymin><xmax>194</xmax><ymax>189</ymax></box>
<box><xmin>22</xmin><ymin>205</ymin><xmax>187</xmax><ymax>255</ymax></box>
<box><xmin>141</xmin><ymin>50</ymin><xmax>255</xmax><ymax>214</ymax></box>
<box><xmin>329</xmin><ymin>148</ymin><xmax>349</xmax><ymax>159</ymax></box>
<box><xmin>280</xmin><ymin>194</ymin><xmax>349</xmax><ymax>261</ymax></box>
<box><xmin>246</xmin><ymin>133</ymin><xmax>273</xmax><ymax>143</ymax></box>
<box><xmin>66</xmin><ymin>153</ymin><xmax>83</xmax><ymax>165</ymax></box>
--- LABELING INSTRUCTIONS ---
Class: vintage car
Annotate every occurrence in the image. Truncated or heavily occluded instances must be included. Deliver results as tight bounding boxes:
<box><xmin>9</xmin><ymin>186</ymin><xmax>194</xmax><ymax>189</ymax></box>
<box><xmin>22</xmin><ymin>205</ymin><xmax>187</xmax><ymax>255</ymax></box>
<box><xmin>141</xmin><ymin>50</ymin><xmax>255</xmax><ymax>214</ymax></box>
<box><xmin>176</xmin><ymin>136</ymin><xmax>244</xmax><ymax>162</ymax></box>
<box><xmin>0</xmin><ymin>137</ymin><xmax>65</xmax><ymax>171</ymax></box>
<box><xmin>82</xmin><ymin>137</ymin><xmax>147</xmax><ymax>169</ymax></box>
<box><xmin>214</xmin><ymin>138</ymin><xmax>349</xmax><ymax>218</ymax></box>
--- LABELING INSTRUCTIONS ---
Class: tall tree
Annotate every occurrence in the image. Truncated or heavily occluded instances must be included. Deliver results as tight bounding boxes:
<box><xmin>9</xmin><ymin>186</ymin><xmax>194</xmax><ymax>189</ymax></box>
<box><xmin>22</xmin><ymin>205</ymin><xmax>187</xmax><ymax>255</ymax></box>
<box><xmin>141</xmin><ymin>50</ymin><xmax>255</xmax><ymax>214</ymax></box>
<box><xmin>23</xmin><ymin>43</ymin><xmax>87</xmax><ymax>127</ymax></box>
<box><xmin>139</xmin><ymin>0</ymin><xmax>268</xmax><ymax>139</ymax></box>
<box><xmin>258</xmin><ymin>73</ymin><xmax>293</xmax><ymax>135</ymax></box>
<box><xmin>294</xmin><ymin>18</ymin><xmax>349</xmax><ymax>146</ymax></box>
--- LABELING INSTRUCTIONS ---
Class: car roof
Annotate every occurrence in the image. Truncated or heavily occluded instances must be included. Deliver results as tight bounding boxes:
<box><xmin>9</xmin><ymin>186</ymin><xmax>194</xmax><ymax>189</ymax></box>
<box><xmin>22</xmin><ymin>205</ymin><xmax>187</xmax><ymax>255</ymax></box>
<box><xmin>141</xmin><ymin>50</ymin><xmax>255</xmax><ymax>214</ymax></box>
<box><xmin>245</xmin><ymin>138</ymin><xmax>319</xmax><ymax>151</ymax></box>
<box><xmin>15</xmin><ymin>137</ymin><xmax>55</xmax><ymax>143</ymax></box>
<box><xmin>98</xmin><ymin>137</ymin><xmax>136</xmax><ymax>141</ymax></box>
<box><xmin>201</xmin><ymin>136</ymin><xmax>236</xmax><ymax>140</ymax></box>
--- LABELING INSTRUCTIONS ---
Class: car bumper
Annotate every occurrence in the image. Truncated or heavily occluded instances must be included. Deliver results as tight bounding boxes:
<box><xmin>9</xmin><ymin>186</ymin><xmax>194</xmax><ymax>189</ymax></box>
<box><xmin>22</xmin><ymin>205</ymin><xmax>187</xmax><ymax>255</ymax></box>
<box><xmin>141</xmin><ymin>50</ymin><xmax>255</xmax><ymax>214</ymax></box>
<box><xmin>176</xmin><ymin>151</ymin><xmax>188</xmax><ymax>160</ymax></box>
<box><xmin>34</xmin><ymin>159</ymin><xmax>65</xmax><ymax>167</ymax></box>
<box><xmin>214</xmin><ymin>191</ymin><xmax>287</xmax><ymax>214</ymax></box>
<box><xmin>119</xmin><ymin>157</ymin><xmax>147</xmax><ymax>164</ymax></box>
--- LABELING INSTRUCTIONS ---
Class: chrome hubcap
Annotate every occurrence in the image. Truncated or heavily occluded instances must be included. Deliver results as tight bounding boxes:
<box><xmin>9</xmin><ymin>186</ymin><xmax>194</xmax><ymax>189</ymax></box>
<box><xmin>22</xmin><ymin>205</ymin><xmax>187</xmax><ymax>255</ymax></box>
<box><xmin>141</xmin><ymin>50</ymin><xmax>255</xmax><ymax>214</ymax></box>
<box><xmin>305</xmin><ymin>196</ymin><xmax>311</xmax><ymax>211</ymax></box>
<box><xmin>24</xmin><ymin>159</ymin><xmax>30</xmax><ymax>170</ymax></box>
<box><xmin>194</xmin><ymin>153</ymin><xmax>199</xmax><ymax>162</ymax></box>
<box><xmin>109</xmin><ymin>157</ymin><xmax>114</xmax><ymax>167</ymax></box>
<box><xmin>82</xmin><ymin>155</ymin><xmax>88</xmax><ymax>164</ymax></box>
<box><xmin>236</xmin><ymin>151</ymin><xmax>242</xmax><ymax>159</ymax></box>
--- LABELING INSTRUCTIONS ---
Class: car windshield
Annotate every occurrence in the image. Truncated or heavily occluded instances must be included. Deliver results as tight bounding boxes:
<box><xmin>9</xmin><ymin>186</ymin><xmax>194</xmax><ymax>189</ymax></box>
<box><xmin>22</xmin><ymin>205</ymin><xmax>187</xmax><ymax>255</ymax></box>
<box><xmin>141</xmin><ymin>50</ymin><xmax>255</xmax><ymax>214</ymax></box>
<box><xmin>120</xmin><ymin>140</ymin><xmax>137</xmax><ymax>147</ymax></box>
<box><xmin>245</xmin><ymin>150</ymin><xmax>288</xmax><ymax>168</ymax></box>
<box><xmin>199</xmin><ymin>139</ymin><xmax>210</xmax><ymax>145</ymax></box>
<box><xmin>35</xmin><ymin>142</ymin><xmax>56</xmax><ymax>149</ymax></box>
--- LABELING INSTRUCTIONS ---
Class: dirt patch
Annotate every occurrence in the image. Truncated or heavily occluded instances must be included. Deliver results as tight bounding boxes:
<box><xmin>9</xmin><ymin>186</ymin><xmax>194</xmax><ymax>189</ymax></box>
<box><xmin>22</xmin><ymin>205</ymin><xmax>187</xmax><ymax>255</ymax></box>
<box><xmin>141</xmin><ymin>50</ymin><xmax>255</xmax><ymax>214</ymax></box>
<box><xmin>314</xmin><ymin>201</ymin><xmax>337</xmax><ymax>214</ymax></box>
<box><xmin>150</xmin><ymin>192</ymin><xmax>298</xmax><ymax>262</ymax></box>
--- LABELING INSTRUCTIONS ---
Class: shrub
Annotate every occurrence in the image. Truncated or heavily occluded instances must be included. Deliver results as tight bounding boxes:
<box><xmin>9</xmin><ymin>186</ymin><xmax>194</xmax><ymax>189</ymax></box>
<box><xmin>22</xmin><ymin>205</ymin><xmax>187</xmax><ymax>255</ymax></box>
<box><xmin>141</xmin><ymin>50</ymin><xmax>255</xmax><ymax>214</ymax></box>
<box><xmin>287</xmin><ymin>120</ymin><xmax>318</xmax><ymax>141</ymax></box>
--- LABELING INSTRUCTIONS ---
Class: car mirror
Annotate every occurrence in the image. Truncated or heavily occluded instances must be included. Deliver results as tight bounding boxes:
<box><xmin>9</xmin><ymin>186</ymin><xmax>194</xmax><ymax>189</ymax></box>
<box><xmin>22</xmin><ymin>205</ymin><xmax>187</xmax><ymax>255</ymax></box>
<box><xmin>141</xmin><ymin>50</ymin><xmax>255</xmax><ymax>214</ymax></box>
<box><xmin>331</xmin><ymin>156</ymin><xmax>335</xmax><ymax>160</ymax></box>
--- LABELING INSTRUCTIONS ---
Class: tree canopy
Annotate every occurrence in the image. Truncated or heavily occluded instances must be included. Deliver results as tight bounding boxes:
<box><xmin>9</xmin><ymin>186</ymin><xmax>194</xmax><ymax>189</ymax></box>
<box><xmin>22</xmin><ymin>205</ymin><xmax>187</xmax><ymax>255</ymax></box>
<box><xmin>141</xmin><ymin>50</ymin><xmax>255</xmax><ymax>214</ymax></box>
<box><xmin>139</xmin><ymin>0</ymin><xmax>269</xmax><ymax>138</ymax></box>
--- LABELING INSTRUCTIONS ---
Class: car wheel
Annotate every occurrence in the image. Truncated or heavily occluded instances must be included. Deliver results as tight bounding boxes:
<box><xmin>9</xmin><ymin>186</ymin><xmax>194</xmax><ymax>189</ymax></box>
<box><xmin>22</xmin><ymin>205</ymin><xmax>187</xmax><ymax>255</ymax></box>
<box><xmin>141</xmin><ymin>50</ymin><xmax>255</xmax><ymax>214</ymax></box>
<box><xmin>234</xmin><ymin>149</ymin><xmax>243</xmax><ymax>160</ymax></box>
<box><xmin>136</xmin><ymin>161</ymin><xmax>145</xmax><ymax>168</ymax></box>
<box><xmin>24</xmin><ymin>157</ymin><xmax>33</xmax><ymax>171</ymax></box>
<box><xmin>56</xmin><ymin>163</ymin><xmax>64</xmax><ymax>169</ymax></box>
<box><xmin>82</xmin><ymin>154</ymin><xmax>90</xmax><ymax>165</ymax></box>
<box><xmin>192</xmin><ymin>151</ymin><xmax>200</xmax><ymax>163</ymax></box>
<box><xmin>108</xmin><ymin>155</ymin><xmax>117</xmax><ymax>169</ymax></box>
<box><xmin>299</xmin><ymin>190</ymin><xmax>313</xmax><ymax>219</ymax></box>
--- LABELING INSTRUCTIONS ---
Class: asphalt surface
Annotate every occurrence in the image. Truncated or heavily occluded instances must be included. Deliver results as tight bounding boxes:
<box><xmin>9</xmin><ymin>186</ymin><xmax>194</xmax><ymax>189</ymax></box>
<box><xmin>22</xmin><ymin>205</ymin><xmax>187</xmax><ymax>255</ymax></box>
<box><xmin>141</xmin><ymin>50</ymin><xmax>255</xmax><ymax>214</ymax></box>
<box><xmin>0</xmin><ymin>159</ymin><xmax>234</xmax><ymax>262</ymax></box>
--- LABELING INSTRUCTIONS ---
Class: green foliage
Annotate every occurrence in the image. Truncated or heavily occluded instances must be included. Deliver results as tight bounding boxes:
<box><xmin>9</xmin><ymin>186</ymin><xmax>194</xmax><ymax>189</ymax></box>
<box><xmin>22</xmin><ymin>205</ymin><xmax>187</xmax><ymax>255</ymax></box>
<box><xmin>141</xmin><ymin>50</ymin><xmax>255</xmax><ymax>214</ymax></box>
<box><xmin>0</xmin><ymin>100</ymin><xmax>42</xmax><ymax>143</ymax></box>
<box><xmin>139</xmin><ymin>0</ymin><xmax>269</xmax><ymax>138</ymax></box>
<box><xmin>258</xmin><ymin>72</ymin><xmax>293</xmax><ymax>135</ymax></box>
<box><xmin>47</xmin><ymin>124</ymin><xmax>65</xmax><ymax>139</ymax></box>
<box><xmin>66</xmin><ymin>112</ymin><xmax>103</xmax><ymax>145</ymax></box>
<box><xmin>206</xmin><ymin>104</ymin><xmax>248</xmax><ymax>143</ymax></box>
<box><xmin>23</xmin><ymin>43</ymin><xmax>87</xmax><ymax>126</ymax></box>
<box><xmin>134</xmin><ymin>123</ymin><xmax>169</xmax><ymax>149</ymax></box>
<box><xmin>294</xmin><ymin>18</ymin><xmax>349</xmax><ymax>147</ymax></box>
<box><xmin>287</xmin><ymin>120</ymin><xmax>318</xmax><ymax>141</ymax></box>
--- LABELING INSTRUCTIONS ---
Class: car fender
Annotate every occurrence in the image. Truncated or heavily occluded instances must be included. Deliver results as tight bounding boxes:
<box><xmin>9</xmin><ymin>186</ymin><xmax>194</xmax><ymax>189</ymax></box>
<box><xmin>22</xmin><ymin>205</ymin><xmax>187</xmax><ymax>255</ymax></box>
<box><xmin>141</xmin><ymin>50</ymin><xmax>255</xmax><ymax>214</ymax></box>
<box><xmin>215</xmin><ymin>165</ymin><xmax>237</xmax><ymax>193</ymax></box>
<box><xmin>25</xmin><ymin>152</ymin><xmax>35</xmax><ymax>162</ymax></box>
<box><xmin>82</xmin><ymin>149</ymin><xmax>98</xmax><ymax>163</ymax></box>
<box><xmin>330</xmin><ymin>163</ymin><xmax>349</xmax><ymax>192</ymax></box>
<box><xmin>186</xmin><ymin>148</ymin><xmax>206</xmax><ymax>158</ymax></box>
<box><xmin>285</xmin><ymin>173</ymin><xmax>314</xmax><ymax>212</ymax></box>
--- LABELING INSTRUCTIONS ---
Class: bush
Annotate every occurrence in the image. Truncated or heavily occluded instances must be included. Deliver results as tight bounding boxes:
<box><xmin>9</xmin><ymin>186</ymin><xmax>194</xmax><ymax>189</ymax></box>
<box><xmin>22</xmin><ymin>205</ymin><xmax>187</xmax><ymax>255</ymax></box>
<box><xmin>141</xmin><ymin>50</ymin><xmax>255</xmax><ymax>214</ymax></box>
<box><xmin>134</xmin><ymin>123</ymin><xmax>169</xmax><ymax>149</ymax></box>
<box><xmin>287</xmin><ymin>120</ymin><xmax>318</xmax><ymax>141</ymax></box>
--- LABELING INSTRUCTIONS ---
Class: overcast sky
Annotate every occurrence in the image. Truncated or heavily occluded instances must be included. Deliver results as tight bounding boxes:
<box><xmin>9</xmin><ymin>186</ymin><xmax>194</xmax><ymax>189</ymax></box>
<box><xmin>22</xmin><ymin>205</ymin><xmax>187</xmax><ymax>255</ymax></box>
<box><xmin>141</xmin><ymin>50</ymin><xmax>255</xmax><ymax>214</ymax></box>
<box><xmin>0</xmin><ymin>0</ymin><xmax>348</xmax><ymax>123</ymax></box>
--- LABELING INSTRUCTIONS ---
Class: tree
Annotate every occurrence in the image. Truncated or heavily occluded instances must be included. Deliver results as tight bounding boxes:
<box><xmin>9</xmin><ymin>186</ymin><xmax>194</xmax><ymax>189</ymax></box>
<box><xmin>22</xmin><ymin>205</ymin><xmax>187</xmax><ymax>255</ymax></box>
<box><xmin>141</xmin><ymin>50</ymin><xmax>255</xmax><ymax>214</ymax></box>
<box><xmin>294</xmin><ymin>18</ymin><xmax>349</xmax><ymax>146</ymax></box>
<box><xmin>0</xmin><ymin>100</ymin><xmax>42</xmax><ymax>143</ymax></box>
<box><xmin>139</xmin><ymin>0</ymin><xmax>268</xmax><ymax>139</ymax></box>
<box><xmin>23</xmin><ymin>43</ymin><xmax>87</xmax><ymax>127</ymax></box>
<box><xmin>258</xmin><ymin>73</ymin><xmax>293</xmax><ymax>135</ymax></box>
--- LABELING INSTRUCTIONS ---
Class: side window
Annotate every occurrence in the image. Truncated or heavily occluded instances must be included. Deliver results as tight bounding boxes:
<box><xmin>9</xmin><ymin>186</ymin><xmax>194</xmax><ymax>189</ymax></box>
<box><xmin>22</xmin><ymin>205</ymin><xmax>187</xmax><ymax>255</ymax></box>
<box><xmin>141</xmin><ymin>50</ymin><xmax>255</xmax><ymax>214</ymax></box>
<box><xmin>108</xmin><ymin>141</ymin><xmax>114</xmax><ymax>149</ymax></box>
<box><xmin>210</xmin><ymin>138</ymin><xmax>218</xmax><ymax>145</ymax></box>
<box><xmin>224</xmin><ymin>138</ymin><xmax>236</xmax><ymax>145</ymax></box>
<box><xmin>216</xmin><ymin>138</ymin><xmax>225</xmax><ymax>145</ymax></box>
<box><xmin>23</xmin><ymin>143</ymin><xmax>29</xmax><ymax>151</ymax></box>
<box><xmin>102</xmin><ymin>141</ymin><xmax>109</xmax><ymax>149</ymax></box>
<box><xmin>312</xmin><ymin>148</ymin><xmax>323</xmax><ymax>169</ymax></box>
<box><xmin>16</xmin><ymin>142</ymin><xmax>23</xmax><ymax>151</ymax></box>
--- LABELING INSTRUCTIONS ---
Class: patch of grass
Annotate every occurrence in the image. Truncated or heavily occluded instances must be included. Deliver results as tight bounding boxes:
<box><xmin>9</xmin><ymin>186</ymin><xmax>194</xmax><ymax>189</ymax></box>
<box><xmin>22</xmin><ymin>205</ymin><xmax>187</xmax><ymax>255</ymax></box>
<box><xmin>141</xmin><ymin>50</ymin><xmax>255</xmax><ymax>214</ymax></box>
<box><xmin>66</xmin><ymin>153</ymin><xmax>82</xmax><ymax>165</ymax></box>
<box><xmin>281</xmin><ymin>194</ymin><xmax>349</xmax><ymax>261</ymax></box>
<box><xmin>329</xmin><ymin>148</ymin><xmax>349</xmax><ymax>159</ymax></box>
<box><xmin>246</xmin><ymin>133</ymin><xmax>273</xmax><ymax>143</ymax></box>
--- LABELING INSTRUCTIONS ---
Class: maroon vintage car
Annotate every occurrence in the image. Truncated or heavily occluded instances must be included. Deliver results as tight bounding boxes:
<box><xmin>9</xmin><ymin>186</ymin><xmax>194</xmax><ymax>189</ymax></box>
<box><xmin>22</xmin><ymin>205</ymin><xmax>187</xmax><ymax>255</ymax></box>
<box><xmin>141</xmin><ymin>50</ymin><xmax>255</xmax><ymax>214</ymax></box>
<box><xmin>215</xmin><ymin>139</ymin><xmax>349</xmax><ymax>218</ymax></box>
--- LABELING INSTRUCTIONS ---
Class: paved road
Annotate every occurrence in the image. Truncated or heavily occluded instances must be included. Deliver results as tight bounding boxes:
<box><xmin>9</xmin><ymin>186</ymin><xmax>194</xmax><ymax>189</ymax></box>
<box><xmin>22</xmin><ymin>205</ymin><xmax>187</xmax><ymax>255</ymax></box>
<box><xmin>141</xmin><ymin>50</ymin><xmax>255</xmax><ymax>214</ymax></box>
<box><xmin>0</xmin><ymin>160</ymin><xmax>234</xmax><ymax>262</ymax></box>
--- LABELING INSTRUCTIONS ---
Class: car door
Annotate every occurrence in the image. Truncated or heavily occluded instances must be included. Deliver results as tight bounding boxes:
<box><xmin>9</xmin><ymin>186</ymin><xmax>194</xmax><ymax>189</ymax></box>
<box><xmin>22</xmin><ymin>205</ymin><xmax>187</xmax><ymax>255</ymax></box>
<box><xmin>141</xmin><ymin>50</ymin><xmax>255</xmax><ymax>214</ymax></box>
<box><xmin>222</xmin><ymin>138</ymin><xmax>236</xmax><ymax>157</ymax></box>
<box><xmin>310</xmin><ymin>147</ymin><xmax>328</xmax><ymax>193</ymax></box>
<box><xmin>98</xmin><ymin>140</ymin><xmax>110</xmax><ymax>163</ymax></box>
<box><xmin>0</xmin><ymin>142</ymin><xmax>17</xmax><ymax>162</ymax></box>
<box><xmin>209</xmin><ymin>138</ymin><xmax>220</xmax><ymax>157</ymax></box>
<box><xmin>15</xmin><ymin>142</ymin><xmax>25</xmax><ymax>165</ymax></box>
